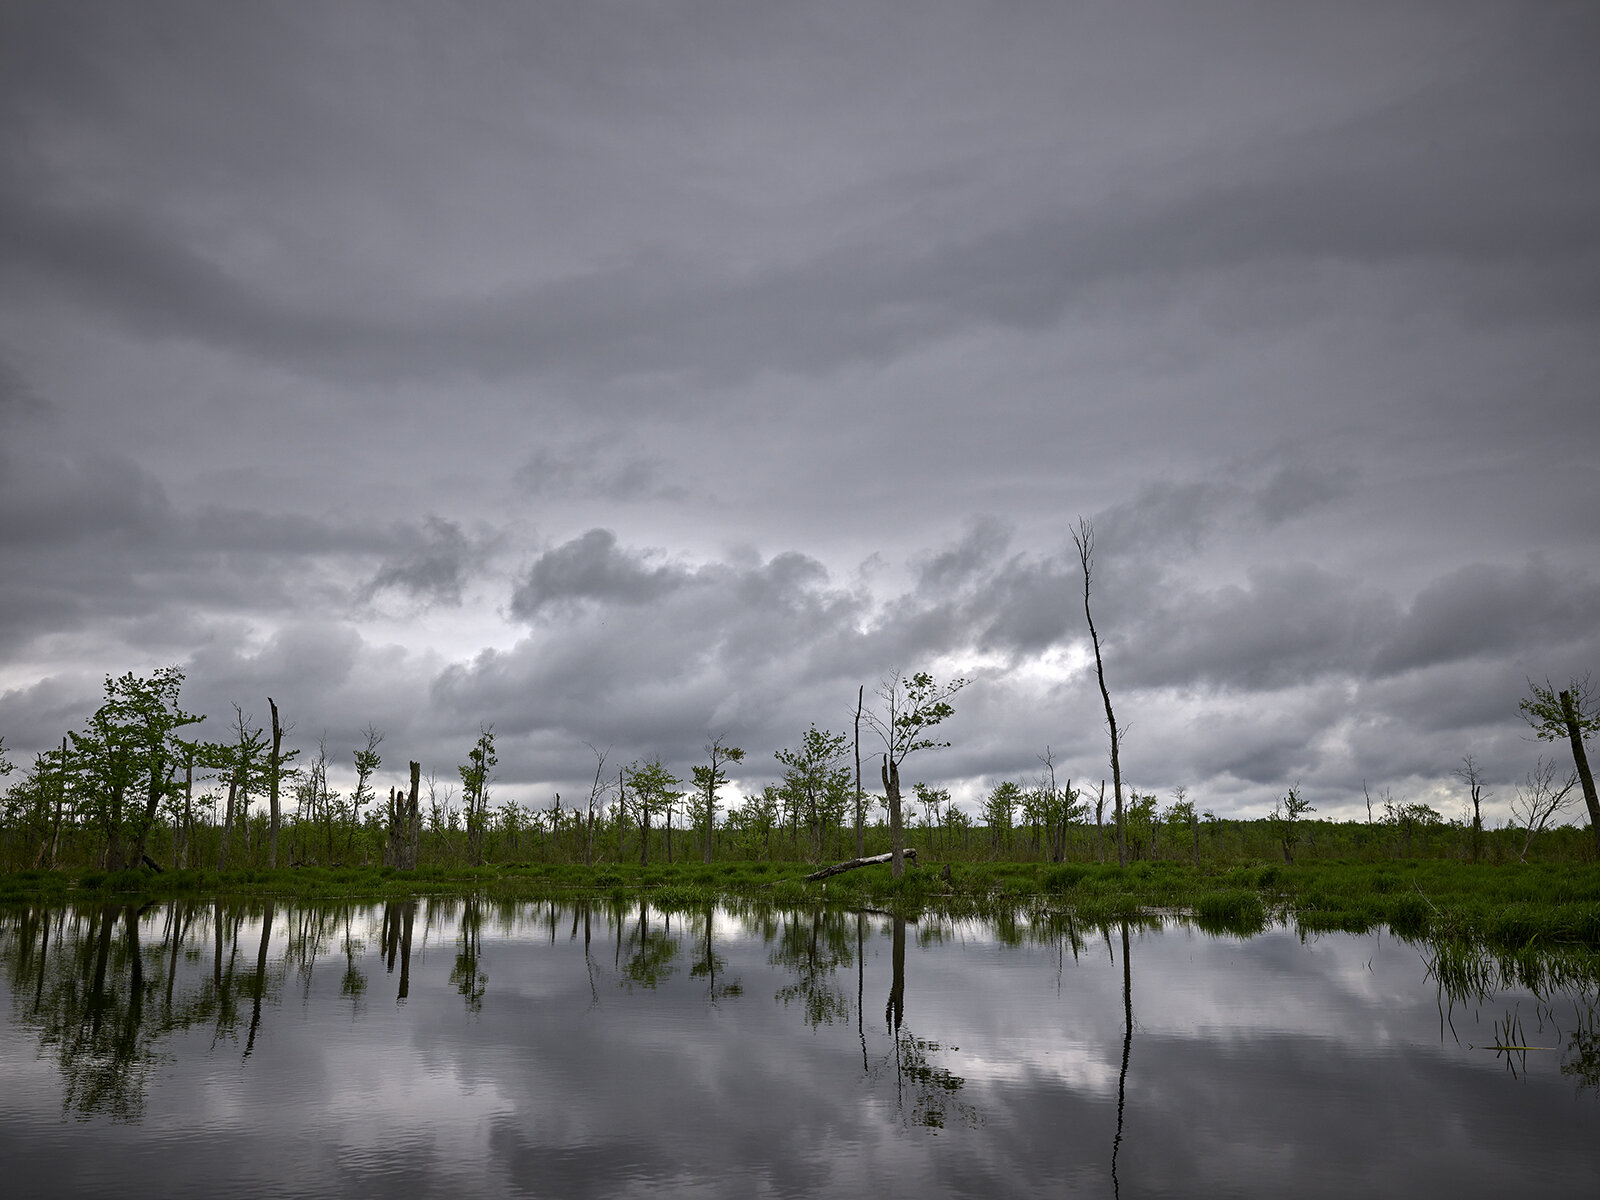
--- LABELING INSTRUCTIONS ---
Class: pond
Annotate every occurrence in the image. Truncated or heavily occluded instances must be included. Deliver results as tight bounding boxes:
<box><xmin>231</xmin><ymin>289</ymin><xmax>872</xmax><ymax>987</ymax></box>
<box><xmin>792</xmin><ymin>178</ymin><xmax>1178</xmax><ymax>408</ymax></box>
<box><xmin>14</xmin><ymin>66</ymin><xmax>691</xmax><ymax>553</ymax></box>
<box><xmin>2</xmin><ymin>897</ymin><xmax>1597</xmax><ymax>1198</ymax></box>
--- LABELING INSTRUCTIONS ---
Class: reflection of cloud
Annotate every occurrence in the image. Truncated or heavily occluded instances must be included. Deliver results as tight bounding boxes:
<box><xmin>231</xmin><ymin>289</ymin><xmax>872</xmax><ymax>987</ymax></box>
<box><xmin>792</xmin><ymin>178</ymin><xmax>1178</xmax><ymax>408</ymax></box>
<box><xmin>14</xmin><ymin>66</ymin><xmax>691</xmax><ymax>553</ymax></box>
<box><xmin>4</xmin><ymin>902</ymin><xmax>1599</xmax><ymax>1198</ymax></box>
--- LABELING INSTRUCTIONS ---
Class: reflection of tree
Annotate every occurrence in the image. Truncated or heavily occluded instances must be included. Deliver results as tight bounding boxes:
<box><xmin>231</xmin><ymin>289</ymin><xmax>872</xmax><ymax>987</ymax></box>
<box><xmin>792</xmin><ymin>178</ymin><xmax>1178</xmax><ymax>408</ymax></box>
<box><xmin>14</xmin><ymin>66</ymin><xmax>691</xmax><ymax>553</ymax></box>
<box><xmin>894</xmin><ymin>1032</ymin><xmax>971</xmax><ymax>1128</ymax></box>
<box><xmin>244</xmin><ymin>902</ymin><xmax>275</xmax><ymax>1058</ymax></box>
<box><xmin>450</xmin><ymin>898</ymin><xmax>486</xmax><ymax>1011</ymax></box>
<box><xmin>772</xmin><ymin>908</ymin><xmax>853</xmax><ymax>1027</ymax></box>
<box><xmin>380</xmin><ymin>900</ymin><xmax>416</xmax><ymax>1003</ymax></box>
<box><xmin>1112</xmin><ymin>919</ymin><xmax>1133</xmax><ymax>1199</ymax></box>
<box><xmin>690</xmin><ymin>902</ymin><xmax>741</xmax><ymax>1002</ymax></box>
<box><xmin>0</xmin><ymin>901</ymin><xmax>286</xmax><ymax>1121</ymax></box>
<box><xmin>877</xmin><ymin>913</ymin><xmax>976</xmax><ymax>1129</ymax></box>
<box><xmin>620</xmin><ymin>901</ymin><xmax>679</xmax><ymax>990</ymax></box>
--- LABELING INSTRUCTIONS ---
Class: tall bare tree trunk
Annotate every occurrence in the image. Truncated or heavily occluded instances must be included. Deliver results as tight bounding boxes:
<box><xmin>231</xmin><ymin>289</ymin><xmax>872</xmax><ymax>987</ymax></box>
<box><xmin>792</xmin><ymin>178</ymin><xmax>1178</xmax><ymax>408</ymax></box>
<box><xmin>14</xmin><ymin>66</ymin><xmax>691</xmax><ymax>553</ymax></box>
<box><xmin>854</xmin><ymin>685</ymin><xmax>865</xmax><ymax>858</ymax></box>
<box><xmin>267</xmin><ymin>698</ymin><xmax>284</xmax><ymax>869</ymax></box>
<box><xmin>1074</xmin><ymin>520</ymin><xmax>1126</xmax><ymax>867</ymax></box>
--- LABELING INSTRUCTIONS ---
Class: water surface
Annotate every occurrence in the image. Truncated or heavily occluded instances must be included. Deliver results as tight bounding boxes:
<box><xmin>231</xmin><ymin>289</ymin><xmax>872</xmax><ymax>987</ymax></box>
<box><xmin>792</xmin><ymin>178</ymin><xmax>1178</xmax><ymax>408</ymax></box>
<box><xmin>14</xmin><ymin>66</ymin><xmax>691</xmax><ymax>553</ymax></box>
<box><xmin>2</xmin><ymin>898</ymin><xmax>1596</xmax><ymax>1198</ymax></box>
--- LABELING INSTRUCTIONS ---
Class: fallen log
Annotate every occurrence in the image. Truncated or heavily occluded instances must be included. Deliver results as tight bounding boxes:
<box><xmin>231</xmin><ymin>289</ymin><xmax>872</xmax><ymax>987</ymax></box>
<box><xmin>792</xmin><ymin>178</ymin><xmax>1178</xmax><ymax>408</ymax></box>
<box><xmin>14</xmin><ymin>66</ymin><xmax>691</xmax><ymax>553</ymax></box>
<box><xmin>805</xmin><ymin>848</ymin><xmax>917</xmax><ymax>882</ymax></box>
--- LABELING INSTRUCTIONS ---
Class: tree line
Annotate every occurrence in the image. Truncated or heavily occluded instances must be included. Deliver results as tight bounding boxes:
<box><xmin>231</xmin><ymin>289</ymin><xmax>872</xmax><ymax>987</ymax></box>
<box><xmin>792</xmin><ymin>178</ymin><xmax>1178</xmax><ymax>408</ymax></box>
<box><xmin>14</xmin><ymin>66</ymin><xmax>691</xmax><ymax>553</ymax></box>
<box><xmin>2</xmin><ymin>667</ymin><xmax>1594</xmax><ymax>875</ymax></box>
<box><xmin>2</xmin><ymin>511</ymin><xmax>1594</xmax><ymax>874</ymax></box>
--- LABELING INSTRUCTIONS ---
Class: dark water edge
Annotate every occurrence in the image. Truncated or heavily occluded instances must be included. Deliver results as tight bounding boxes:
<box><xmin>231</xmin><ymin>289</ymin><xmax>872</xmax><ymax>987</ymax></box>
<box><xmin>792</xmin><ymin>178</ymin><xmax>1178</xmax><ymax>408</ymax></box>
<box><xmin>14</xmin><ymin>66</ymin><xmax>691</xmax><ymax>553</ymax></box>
<box><xmin>2</xmin><ymin>899</ymin><xmax>1598</xmax><ymax>1199</ymax></box>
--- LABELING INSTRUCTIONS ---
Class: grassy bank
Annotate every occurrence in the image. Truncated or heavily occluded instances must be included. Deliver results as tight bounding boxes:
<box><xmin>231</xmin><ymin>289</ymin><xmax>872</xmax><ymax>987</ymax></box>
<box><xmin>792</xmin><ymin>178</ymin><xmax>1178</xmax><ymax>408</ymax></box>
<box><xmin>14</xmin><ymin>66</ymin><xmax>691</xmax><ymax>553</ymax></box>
<box><xmin>4</xmin><ymin>857</ymin><xmax>1599</xmax><ymax>951</ymax></box>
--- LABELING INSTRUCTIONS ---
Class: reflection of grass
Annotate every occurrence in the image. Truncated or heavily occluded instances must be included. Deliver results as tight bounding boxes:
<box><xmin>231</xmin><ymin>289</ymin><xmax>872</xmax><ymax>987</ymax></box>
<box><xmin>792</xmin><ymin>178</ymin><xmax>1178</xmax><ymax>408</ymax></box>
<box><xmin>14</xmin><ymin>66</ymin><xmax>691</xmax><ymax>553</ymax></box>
<box><xmin>1193</xmin><ymin>890</ymin><xmax>1267</xmax><ymax>935</ymax></box>
<box><xmin>5</xmin><ymin>859</ymin><xmax>1600</xmax><ymax>952</ymax></box>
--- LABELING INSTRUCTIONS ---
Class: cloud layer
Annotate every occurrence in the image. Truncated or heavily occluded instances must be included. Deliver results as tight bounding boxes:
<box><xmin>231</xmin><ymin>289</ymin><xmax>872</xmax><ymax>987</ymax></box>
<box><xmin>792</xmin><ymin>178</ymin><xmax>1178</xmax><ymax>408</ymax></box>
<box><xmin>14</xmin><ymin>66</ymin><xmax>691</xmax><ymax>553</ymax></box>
<box><xmin>1</xmin><ymin>2</ymin><xmax>1597</xmax><ymax>825</ymax></box>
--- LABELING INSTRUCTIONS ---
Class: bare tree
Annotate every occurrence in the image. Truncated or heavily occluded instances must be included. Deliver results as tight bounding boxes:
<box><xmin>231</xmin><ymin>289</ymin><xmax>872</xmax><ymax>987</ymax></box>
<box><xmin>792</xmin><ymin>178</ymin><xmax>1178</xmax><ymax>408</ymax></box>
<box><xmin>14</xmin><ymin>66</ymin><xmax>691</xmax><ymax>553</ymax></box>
<box><xmin>266</xmin><ymin>697</ymin><xmax>298</xmax><ymax>869</ymax></box>
<box><xmin>1511</xmin><ymin>756</ymin><xmax>1580</xmax><ymax>861</ymax></box>
<box><xmin>1073</xmin><ymin>518</ymin><xmax>1126</xmax><ymax>867</ymax></box>
<box><xmin>1453</xmin><ymin>755</ymin><xmax>1489</xmax><ymax>863</ymax></box>
<box><xmin>582</xmin><ymin>743</ymin><xmax>613</xmax><ymax>867</ymax></box>
<box><xmin>853</xmin><ymin>685</ymin><xmax>866</xmax><ymax>858</ymax></box>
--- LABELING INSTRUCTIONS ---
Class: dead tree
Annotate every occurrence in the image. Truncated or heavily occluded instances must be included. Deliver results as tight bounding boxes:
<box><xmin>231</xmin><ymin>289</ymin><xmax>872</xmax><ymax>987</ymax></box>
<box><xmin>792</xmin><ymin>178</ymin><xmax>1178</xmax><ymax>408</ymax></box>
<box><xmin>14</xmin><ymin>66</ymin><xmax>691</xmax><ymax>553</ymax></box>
<box><xmin>1073</xmin><ymin>518</ymin><xmax>1126</xmax><ymax>867</ymax></box>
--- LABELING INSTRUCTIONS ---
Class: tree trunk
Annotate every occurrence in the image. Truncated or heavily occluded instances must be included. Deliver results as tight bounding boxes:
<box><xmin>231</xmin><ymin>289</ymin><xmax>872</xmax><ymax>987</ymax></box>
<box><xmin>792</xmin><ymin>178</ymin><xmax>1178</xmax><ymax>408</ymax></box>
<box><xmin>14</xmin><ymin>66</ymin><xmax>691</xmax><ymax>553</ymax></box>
<box><xmin>405</xmin><ymin>761</ymin><xmax>421</xmax><ymax>869</ymax></box>
<box><xmin>1560</xmin><ymin>689</ymin><xmax>1600</xmax><ymax>855</ymax></box>
<box><xmin>43</xmin><ymin>736</ymin><xmax>67</xmax><ymax>870</ymax></box>
<box><xmin>1075</xmin><ymin>521</ymin><xmax>1126</xmax><ymax>867</ymax></box>
<box><xmin>182</xmin><ymin>749</ymin><xmax>194</xmax><ymax>870</ymax></box>
<box><xmin>804</xmin><ymin>848</ymin><xmax>917</xmax><ymax>881</ymax></box>
<box><xmin>883</xmin><ymin>756</ymin><xmax>904</xmax><ymax>879</ymax></box>
<box><xmin>854</xmin><ymin>685</ymin><xmax>865</xmax><ymax>858</ymax></box>
<box><xmin>128</xmin><ymin>748</ymin><xmax>169</xmax><ymax>871</ymax></box>
<box><xmin>268</xmin><ymin>698</ymin><xmax>283</xmax><ymax>869</ymax></box>
<box><xmin>217</xmin><ymin>772</ymin><xmax>238</xmax><ymax>870</ymax></box>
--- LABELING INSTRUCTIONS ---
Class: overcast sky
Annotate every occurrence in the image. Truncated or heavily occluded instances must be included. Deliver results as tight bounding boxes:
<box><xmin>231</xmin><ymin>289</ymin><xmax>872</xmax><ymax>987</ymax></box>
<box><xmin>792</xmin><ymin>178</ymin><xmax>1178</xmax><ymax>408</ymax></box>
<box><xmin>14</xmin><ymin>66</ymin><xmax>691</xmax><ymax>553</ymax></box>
<box><xmin>2</xmin><ymin>1</ymin><xmax>1597</xmax><ymax>824</ymax></box>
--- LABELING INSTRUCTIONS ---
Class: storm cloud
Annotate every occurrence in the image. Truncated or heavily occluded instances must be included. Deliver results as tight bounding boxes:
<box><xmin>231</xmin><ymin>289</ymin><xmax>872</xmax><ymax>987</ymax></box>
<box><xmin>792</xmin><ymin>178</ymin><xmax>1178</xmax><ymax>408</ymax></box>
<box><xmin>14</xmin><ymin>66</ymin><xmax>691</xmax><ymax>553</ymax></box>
<box><xmin>0</xmin><ymin>1</ymin><xmax>1596</xmax><ymax>824</ymax></box>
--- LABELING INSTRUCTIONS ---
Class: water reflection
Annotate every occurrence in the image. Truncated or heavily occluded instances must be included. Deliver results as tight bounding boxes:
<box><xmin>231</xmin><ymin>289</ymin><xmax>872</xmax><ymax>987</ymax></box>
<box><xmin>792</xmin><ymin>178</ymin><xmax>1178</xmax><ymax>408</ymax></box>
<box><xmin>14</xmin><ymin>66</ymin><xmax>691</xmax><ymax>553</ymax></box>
<box><xmin>2</xmin><ymin>900</ymin><xmax>1598</xmax><ymax>1198</ymax></box>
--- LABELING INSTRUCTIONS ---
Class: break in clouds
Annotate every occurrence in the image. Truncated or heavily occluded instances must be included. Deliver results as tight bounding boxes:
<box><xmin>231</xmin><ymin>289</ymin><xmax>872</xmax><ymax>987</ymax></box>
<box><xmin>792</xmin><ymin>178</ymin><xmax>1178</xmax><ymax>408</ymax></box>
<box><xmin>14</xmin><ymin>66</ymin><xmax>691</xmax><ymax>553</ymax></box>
<box><xmin>1</xmin><ymin>2</ymin><xmax>1597</xmax><ymax>824</ymax></box>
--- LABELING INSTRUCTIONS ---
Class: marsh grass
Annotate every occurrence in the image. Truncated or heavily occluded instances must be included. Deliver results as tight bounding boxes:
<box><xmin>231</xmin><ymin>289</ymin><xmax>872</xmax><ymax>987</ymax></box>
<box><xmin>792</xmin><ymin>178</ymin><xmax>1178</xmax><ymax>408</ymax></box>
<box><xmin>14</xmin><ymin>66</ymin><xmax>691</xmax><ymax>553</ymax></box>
<box><xmin>4</xmin><ymin>857</ymin><xmax>1599</xmax><ymax>952</ymax></box>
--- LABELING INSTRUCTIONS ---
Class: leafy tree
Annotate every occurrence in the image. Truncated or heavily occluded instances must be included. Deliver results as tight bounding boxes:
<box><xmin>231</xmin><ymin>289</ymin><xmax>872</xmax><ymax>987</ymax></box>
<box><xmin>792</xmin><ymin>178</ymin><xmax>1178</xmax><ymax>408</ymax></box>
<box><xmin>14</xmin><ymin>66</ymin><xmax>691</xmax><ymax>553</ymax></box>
<box><xmin>862</xmin><ymin>671</ymin><xmax>968</xmax><ymax>878</ymax></box>
<box><xmin>1267</xmin><ymin>787</ymin><xmax>1315</xmax><ymax>864</ymax></box>
<box><xmin>2</xmin><ymin>750</ymin><xmax>57</xmax><ymax>866</ymax></box>
<box><xmin>1166</xmin><ymin>787</ymin><xmax>1199</xmax><ymax>866</ymax></box>
<box><xmin>982</xmin><ymin>781</ymin><xmax>1022</xmax><ymax>856</ymax></box>
<box><xmin>1521</xmin><ymin>677</ymin><xmax>1599</xmax><ymax>854</ymax></box>
<box><xmin>626</xmin><ymin>758</ymin><xmax>682</xmax><ymax>866</ymax></box>
<box><xmin>740</xmin><ymin>784</ymin><xmax>782</xmax><ymax>859</ymax></box>
<box><xmin>349</xmin><ymin>725</ymin><xmax>384</xmax><ymax>858</ymax></box>
<box><xmin>1126</xmin><ymin>791</ymin><xmax>1159</xmax><ymax>860</ymax></box>
<box><xmin>776</xmin><ymin>725</ymin><xmax>849</xmax><ymax>861</ymax></box>
<box><xmin>914</xmin><ymin>782</ymin><xmax>950</xmax><ymax>855</ymax></box>
<box><xmin>70</xmin><ymin>667</ymin><xmax>203</xmax><ymax>871</ymax></box>
<box><xmin>690</xmin><ymin>736</ymin><xmax>744</xmax><ymax>863</ymax></box>
<box><xmin>1030</xmin><ymin>747</ymin><xmax>1081</xmax><ymax>862</ymax></box>
<box><xmin>459</xmin><ymin>726</ymin><xmax>495</xmax><ymax>866</ymax></box>
<box><xmin>204</xmin><ymin>705</ymin><xmax>268</xmax><ymax>870</ymax></box>
<box><xmin>1383</xmin><ymin>796</ymin><xmax>1440</xmax><ymax>856</ymax></box>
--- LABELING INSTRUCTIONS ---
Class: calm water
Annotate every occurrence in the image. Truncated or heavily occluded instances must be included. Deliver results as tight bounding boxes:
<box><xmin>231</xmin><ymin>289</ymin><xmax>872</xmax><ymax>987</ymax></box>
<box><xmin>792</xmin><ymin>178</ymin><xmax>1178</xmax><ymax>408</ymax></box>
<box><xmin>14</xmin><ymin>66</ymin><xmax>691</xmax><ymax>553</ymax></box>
<box><xmin>2</xmin><ymin>898</ymin><xmax>1597</xmax><ymax>1198</ymax></box>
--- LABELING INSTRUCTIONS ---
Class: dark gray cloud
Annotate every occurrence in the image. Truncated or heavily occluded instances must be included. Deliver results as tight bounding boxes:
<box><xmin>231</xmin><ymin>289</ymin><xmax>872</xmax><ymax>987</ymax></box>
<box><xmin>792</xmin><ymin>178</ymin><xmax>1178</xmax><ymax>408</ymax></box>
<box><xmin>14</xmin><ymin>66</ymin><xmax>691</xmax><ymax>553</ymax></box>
<box><xmin>362</xmin><ymin>516</ymin><xmax>488</xmax><ymax>607</ymax></box>
<box><xmin>1373</xmin><ymin>559</ymin><xmax>1600</xmax><ymax>677</ymax></box>
<box><xmin>0</xmin><ymin>2</ymin><xmax>1596</xmax><ymax>824</ymax></box>
<box><xmin>510</xmin><ymin>529</ymin><xmax>693</xmax><ymax>618</ymax></box>
<box><xmin>514</xmin><ymin>438</ymin><xmax>690</xmax><ymax>503</ymax></box>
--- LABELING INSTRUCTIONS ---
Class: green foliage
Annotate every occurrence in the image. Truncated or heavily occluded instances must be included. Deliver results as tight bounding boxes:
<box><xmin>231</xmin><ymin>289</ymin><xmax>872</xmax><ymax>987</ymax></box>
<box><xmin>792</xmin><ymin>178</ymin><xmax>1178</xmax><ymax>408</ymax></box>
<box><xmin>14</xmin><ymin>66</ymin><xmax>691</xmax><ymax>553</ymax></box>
<box><xmin>68</xmin><ymin>667</ymin><xmax>203</xmax><ymax>870</ymax></box>
<box><xmin>689</xmin><ymin>736</ymin><xmax>744</xmax><ymax>861</ymax></box>
<box><xmin>775</xmin><ymin>726</ymin><xmax>848</xmax><ymax>859</ymax></box>
<box><xmin>1521</xmin><ymin>677</ymin><xmax>1598</xmax><ymax>742</ymax></box>
<box><xmin>459</xmin><ymin>726</ymin><xmax>496</xmax><ymax>865</ymax></box>
<box><xmin>1266</xmin><ymin>787</ymin><xmax>1315</xmax><ymax>864</ymax></box>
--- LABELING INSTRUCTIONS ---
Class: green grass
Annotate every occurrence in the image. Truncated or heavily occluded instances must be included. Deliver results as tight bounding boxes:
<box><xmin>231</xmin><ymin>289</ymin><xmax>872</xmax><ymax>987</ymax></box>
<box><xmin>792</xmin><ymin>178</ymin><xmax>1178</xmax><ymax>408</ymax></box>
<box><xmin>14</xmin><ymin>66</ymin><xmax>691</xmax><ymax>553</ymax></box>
<box><xmin>4</xmin><ymin>857</ymin><xmax>1600</xmax><ymax>953</ymax></box>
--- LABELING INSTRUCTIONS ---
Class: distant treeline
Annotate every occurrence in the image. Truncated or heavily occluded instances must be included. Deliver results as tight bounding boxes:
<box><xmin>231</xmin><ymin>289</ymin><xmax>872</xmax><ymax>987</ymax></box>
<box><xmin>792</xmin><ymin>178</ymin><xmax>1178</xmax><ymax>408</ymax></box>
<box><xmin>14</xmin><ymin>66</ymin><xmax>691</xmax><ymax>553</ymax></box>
<box><xmin>1</xmin><ymin>665</ymin><xmax>1595</xmax><ymax>876</ymax></box>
